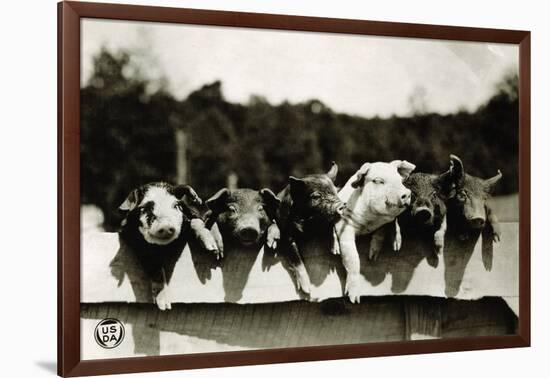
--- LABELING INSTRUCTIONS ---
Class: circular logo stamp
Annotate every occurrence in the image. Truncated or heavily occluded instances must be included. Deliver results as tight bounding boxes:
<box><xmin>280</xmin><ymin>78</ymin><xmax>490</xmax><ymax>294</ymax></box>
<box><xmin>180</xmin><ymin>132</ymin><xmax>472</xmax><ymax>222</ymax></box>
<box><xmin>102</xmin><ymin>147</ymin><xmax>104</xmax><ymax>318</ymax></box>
<box><xmin>94</xmin><ymin>318</ymin><xmax>125</xmax><ymax>349</ymax></box>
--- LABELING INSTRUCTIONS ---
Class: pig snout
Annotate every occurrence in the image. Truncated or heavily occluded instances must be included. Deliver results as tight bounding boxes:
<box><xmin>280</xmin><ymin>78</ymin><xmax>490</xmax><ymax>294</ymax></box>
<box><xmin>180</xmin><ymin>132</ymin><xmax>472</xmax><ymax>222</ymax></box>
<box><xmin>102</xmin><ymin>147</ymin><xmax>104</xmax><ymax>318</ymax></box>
<box><xmin>238</xmin><ymin>227</ymin><xmax>260</xmax><ymax>243</ymax></box>
<box><xmin>235</xmin><ymin>216</ymin><xmax>261</xmax><ymax>244</ymax></box>
<box><xmin>413</xmin><ymin>207</ymin><xmax>433</xmax><ymax>224</ymax></box>
<box><xmin>464</xmin><ymin>200</ymin><xmax>486</xmax><ymax>229</ymax></box>
<box><xmin>151</xmin><ymin>223</ymin><xmax>177</xmax><ymax>240</ymax></box>
<box><xmin>467</xmin><ymin>217</ymin><xmax>486</xmax><ymax>229</ymax></box>
<box><xmin>336</xmin><ymin>202</ymin><xmax>346</xmax><ymax>215</ymax></box>
<box><xmin>325</xmin><ymin>200</ymin><xmax>346</xmax><ymax>222</ymax></box>
<box><xmin>398</xmin><ymin>188</ymin><xmax>411</xmax><ymax>207</ymax></box>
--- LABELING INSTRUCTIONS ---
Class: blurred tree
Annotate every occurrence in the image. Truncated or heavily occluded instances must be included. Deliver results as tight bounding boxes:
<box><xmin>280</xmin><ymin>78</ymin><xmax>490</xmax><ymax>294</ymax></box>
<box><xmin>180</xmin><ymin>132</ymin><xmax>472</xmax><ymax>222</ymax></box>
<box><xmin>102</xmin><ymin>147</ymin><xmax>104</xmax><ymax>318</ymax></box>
<box><xmin>183</xmin><ymin>81</ymin><xmax>243</xmax><ymax>197</ymax></box>
<box><xmin>81</xmin><ymin>48</ymin><xmax>178</xmax><ymax>230</ymax></box>
<box><xmin>81</xmin><ymin>48</ymin><xmax>519</xmax><ymax>229</ymax></box>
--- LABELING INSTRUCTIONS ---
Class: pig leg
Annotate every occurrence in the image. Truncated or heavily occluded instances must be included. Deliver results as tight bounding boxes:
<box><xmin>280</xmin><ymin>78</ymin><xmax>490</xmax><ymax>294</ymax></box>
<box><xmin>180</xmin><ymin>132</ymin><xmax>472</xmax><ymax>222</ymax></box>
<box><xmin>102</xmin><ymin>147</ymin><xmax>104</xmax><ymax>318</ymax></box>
<box><xmin>190</xmin><ymin>218</ymin><xmax>222</xmax><ymax>259</ymax></box>
<box><xmin>392</xmin><ymin>219</ymin><xmax>402</xmax><ymax>252</ymax></box>
<box><xmin>151</xmin><ymin>269</ymin><xmax>172</xmax><ymax>311</ymax></box>
<box><xmin>331</xmin><ymin>226</ymin><xmax>341</xmax><ymax>255</ymax></box>
<box><xmin>285</xmin><ymin>236</ymin><xmax>311</xmax><ymax>295</ymax></box>
<box><xmin>266</xmin><ymin>222</ymin><xmax>280</xmax><ymax>250</ymax></box>
<box><xmin>203</xmin><ymin>212</ymin><xmax>224</xmax><ymax>258</ymax></box>
<box><xmin>336</xmin><ymin>222</ymin><xmax>362</xmax><ymax>303</ymax></box>
<box><xmin>209</xmin><ymin>223</ymin><xmax>224</xmax><ymax>259</ymax></box>
<box><xmin>369</xmin><ymin>227</ymin><xmax>386</xmax><ymax>261</ymax></box>
<box><xmin>434</xmin><ymin>214</ymin><xmax>447</xmax><ymax>254</ymax></box>
<box><xmin>486</xmin><ymin>205</ymin><xmax>501</xmax><ymax>242</ymax></box>
<box><xmin>154</xmin><ymin>283</ymin><xmax>172</xmax><ymax>311</ymax></box>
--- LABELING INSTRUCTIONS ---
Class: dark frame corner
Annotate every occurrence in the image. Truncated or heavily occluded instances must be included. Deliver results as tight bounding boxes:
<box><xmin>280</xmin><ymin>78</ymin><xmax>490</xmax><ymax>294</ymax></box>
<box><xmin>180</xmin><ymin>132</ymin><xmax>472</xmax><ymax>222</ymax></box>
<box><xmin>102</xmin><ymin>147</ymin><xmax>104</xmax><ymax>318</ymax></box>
<box><xmin>58</xmin><ymin>1</ymin><xmax>531</xmax><ymax>376</ymax></box>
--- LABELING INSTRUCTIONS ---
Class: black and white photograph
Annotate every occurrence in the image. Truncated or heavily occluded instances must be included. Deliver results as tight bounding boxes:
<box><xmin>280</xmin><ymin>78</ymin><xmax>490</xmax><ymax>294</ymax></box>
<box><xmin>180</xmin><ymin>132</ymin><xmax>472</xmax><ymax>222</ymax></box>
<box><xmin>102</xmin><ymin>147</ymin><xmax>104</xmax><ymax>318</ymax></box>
<box><xmin>79</xmin><ymin>17</ymin><xmax>520</xmax><ymax>360</ymax></box>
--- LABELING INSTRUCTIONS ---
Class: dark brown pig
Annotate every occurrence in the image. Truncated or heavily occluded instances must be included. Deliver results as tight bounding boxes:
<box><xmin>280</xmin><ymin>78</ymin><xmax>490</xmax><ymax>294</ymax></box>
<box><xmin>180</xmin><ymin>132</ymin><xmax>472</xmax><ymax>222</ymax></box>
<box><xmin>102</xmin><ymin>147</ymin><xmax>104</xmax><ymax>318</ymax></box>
<box><xmin>445</xmin><ymin>154</ymin><xmax>502</xmax><ymax>242</ymax></box>
<box><xmin>205</xmin><ymin>188</ymin><xmax>280</xmax><ymax>251</ymax></box>
<box><xmin>270</xmin><ymin>162</ymin><xmax>346</xmax><ymax>294</ymax></box>
<box><xmin>402</xmin><ymin>171</ymin><xmax>454</xmax><ymax>254</ymax></box>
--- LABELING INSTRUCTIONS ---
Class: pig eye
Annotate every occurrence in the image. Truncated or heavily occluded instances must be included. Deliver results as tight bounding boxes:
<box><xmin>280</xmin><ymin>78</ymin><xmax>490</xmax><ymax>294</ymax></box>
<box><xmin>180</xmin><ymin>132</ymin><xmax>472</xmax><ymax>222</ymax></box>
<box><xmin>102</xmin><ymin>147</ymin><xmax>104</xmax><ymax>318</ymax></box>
<box><xmin>372</xmin><ymin>178</ymin><xmax>385</xmax><ymax>184</ymax></box>
<box><xmin>457</xmin><ymin>191</ymin><xmax>467</xmax><ymax>202</ymax></box>
<box><xmin>228</xmin><ymin>204</ymin><xmax>238</xmax><ymax>213</ymax></box>
<box><xmin>257</xmin><ymin>205</ymin><xmax>264</xmax><ymax>212</ymax></box>
<box><xmin>310</xmin><ymin>192</ymin><xmax>321</xmax><ymax>199</ymax></box>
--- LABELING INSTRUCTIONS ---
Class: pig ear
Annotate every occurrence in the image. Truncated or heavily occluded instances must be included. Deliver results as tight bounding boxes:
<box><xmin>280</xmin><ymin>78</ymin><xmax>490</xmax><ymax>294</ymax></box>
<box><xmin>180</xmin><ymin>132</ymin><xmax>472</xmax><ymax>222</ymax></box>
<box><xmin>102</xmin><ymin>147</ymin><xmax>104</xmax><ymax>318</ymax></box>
<box><xmin>391</xmin><ymin>160</ymin><xmax>416</xmax><ymax>180</ymax></box>
<box><xmin>326</xmin><ymin>161</ymin><xmax>338</xmax><ymax>182</ymax></box>
<box><xmin>436</xmin><ymin>170</ymin><xmax>456</xmax><ymax>199</ymax></box>
<box><xmin>174</xmin><ymin>184</ymin><xmax>203</xmax><ymax>205</ymax></box>
<box><xmin>205</xmin><ymin>188</ymin><xmax>229</xmax><ymax>213</ymax></box>
<box><xmin>119</xmin><ymin>189</ymin><xmax>141</xmax><ymax>212</ymax></box>
<box><xmin>289</xmin><ymin>176</ymin><xmax>305</xmax><ymax>190</ymax></box>
<box><xmin>260</xmin><ymin>188</ymin><xmax>281</xmax><ymax>219</ymax></box>
<box><xmin>449</xmin><ymin>154</ymin><xmax>465</xmax><ymax>188</ymax></box>
<box><xmin>484</xmin><ymin>170</ymin><xmax>502</xmax><ymax>191</ymax></box>
<box><xmin>351</xmin><ymin>163</ymin><xmax>371</xmax><ymax>188</ymax></box>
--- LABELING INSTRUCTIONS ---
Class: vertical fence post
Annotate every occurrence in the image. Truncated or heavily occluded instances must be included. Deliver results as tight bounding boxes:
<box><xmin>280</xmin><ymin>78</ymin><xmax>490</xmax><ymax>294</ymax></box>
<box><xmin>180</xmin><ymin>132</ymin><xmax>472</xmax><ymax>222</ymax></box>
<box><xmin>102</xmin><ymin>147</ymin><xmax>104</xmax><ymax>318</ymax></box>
<box><xmin>175</xmin><ymin>128</ymin><xmax>188</xmax><ymax>184</ymax></box>
<box><xmin>226</xmin><ymin>171</ymin><xmax>238</xmax><ymax>190</ymax></box>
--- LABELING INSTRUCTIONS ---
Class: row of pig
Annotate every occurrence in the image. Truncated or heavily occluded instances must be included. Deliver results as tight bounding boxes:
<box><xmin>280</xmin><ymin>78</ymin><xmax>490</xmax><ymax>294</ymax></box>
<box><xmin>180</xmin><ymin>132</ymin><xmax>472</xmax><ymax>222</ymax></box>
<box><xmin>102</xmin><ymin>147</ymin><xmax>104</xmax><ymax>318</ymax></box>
<box><xmin>117</xmin><ymin>154</ymin><xmax>502</xmax><ymax>309</ymax></box>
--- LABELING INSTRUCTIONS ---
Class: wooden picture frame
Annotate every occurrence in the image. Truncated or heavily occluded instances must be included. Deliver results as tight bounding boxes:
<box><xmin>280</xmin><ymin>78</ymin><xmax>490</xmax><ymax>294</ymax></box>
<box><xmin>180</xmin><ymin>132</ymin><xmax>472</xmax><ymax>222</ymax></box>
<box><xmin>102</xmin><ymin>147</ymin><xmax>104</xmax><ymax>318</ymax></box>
<box><xmin>58</xmin><ymin>1</ymin><xmax>530</xmax><ymax>376</ymax></box>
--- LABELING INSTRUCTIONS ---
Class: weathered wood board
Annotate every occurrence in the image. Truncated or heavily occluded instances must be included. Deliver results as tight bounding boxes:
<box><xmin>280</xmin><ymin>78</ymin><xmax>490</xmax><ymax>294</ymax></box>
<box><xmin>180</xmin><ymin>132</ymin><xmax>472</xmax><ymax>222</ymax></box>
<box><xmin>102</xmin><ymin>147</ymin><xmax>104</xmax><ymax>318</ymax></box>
<box><xmin>81</xmin><ymin>223</ymin><xmax>519</xmax><ymax>314</ymax></box>
<box><xmin>80</xmin><ymin>297</ymin><xmax>516</xmax><ymax>359</ymax></box>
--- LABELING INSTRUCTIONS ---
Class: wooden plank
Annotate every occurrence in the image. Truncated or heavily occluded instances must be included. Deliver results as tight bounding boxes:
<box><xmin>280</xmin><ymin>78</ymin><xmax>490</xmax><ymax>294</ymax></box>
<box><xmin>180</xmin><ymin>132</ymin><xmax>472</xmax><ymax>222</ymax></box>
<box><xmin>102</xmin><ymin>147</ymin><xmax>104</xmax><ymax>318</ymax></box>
<box><xmin>81</xmin><ymin>223</ymin><xmax>519</xmax><ymax>305</ymax></box>
<box><xmin>404</xmin><ymin>298</ymin><xmax>441</xmax><ymax>340</ymax></box>
<box><xmin>80</xmin><ymin>297</ymin><xmax>515</xmax><ymax>360</ymax></box>
<box><xmin>441</xmin><ymin>297</ymin><xmax>517</xmax><ymax>338</ymax></box>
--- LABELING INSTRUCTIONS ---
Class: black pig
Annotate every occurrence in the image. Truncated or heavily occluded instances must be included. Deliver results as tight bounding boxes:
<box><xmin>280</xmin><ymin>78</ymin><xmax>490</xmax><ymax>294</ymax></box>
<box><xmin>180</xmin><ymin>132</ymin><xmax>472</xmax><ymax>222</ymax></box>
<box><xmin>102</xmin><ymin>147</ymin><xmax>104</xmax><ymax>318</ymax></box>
<box><xmin>445</xmin><ymin>155</ymin><xmax>502</xmax><ymax>241</ymax></box>
<box><xmin>205</xmin><ymin>188</ymin><xmax>280</xmax><ymax>251</ymax></box>
<box><xmin>119</xmin><ymin>182</ymin><xmax>219</xmax><ymax>310</ymax></box>
<box><xmin>270</xmin><ymin>162</ymin><xmax>345</xmax><ymax>294</ymax></box>
<box><xmin>402</xmin><ymin>172</ymin><xmax>454</xmax><ymax>254</ymax></box>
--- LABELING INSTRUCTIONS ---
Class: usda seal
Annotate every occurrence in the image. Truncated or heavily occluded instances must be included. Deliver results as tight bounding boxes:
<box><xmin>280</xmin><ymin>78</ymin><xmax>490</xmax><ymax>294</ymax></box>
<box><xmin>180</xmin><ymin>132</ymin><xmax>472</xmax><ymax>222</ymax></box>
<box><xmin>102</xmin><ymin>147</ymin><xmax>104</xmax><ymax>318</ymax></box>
<box><xmin>94</xmin><ymin>318</ymin><xmax>125</xmax><ymax>349</ymax></box>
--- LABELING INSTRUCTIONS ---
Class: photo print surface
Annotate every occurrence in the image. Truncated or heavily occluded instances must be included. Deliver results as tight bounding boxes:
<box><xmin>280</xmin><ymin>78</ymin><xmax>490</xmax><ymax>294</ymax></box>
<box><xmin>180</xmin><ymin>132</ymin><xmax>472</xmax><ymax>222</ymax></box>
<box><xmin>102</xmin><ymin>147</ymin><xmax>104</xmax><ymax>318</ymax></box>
<box><xmin>79</xmin><ymin>18</ymin><xmax>520</xmax><ymax>360</ymax></box>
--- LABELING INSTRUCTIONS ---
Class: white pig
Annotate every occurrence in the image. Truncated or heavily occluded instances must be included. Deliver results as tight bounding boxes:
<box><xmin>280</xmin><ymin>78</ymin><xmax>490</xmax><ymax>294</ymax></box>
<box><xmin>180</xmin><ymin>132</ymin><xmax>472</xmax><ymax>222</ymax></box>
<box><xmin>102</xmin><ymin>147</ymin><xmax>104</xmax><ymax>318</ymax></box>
<box><xmin>333</xmin><ymin>160</ymin><xmax>416</xmax><ymax>303</ymax></box>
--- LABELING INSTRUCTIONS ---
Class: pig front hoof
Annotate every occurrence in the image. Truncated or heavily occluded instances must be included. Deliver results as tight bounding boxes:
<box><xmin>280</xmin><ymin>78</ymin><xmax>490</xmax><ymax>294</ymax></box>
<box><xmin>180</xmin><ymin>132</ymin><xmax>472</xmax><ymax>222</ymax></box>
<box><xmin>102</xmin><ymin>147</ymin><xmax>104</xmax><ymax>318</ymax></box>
<box><xmin>266</xmin><ymin>223</ymin><xmax>280</xmax><ymax>251</ymax></box>
<box><xmin>296</xmin><ymin>273</ymin><xmax>312</xmax><ymax>295</ymax></box>
<box><xmin>294</xmin><ymin>265</ymin><xmax>312</xmax><ymax>295</ymax></box>
<box><xmin>202</xmin><ymin>232</ymin><xmax>222</xmax><ymax>259</ymax></box>
<box><xmin>203</xmin><ymin>239</ymin><xmax>218</xmax><ymax>253</ymax></box>
<box><xmin>331</xmin><ymin>240</ymin><xmax>341</xmax><ymax>255</ymax></box>
<box><xmin>202</xmin><ymin>234</ymin><xmax>221</xmax><ymax>256</ymax></box>
<box><xmin>266</xmin><ymin>233</ymin><xmax>279</xmax><ymax>250</ymax></box>
<box><xmin>492</xmin><ymin>231</ymin><xmax>501</xmax><ymax>243</ymax></box>
<box><xmin>201</xmin><ymin>233</ymin><xmax>223</xmax><ymax>259</ymax></box>
<box><xmin>345</xmin><ymin>275</ymin><xmax>361</xmax><ymax>304</ymax></box>
<box><xmin>213</xmin><ymin>248</ymin><xmax>223</xmax><ymax>260</ymax></box>
<box><xmin>212</xmin><ymin>234</ymin><xmax>224</xmax><ymax>260</ymax></box>
<box><xmin>155</xmin><ymin>287</ymin><xmax>172</xmax><ymax>311</ymax></box>
<box><xmin>434</xmin><ymin>231</ymin><xmax>445</xmax><ymax>254</ymax></box>
<box><xmin>331</xmin><ymin>229</ymin><xmax>341</xmax><ymax>255</ymax></box>
<box><xmin>266</xmin><ymin>239</ymin><xmax>278</xmax><ymax>250</ymax></box>
<box><xmin>393</xmin><ymin>234</ymin><xmax>402</xmax><ymax>252</ymax></box>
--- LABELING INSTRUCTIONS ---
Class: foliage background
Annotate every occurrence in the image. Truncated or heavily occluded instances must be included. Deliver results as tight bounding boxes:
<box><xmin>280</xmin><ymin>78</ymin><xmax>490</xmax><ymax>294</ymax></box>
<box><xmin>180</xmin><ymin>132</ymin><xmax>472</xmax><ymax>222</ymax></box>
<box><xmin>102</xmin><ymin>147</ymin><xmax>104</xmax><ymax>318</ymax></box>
<box><xmin>81</xmin><ymin>48</ymin><xmax>519</xmax><ymax>230</ymax></box>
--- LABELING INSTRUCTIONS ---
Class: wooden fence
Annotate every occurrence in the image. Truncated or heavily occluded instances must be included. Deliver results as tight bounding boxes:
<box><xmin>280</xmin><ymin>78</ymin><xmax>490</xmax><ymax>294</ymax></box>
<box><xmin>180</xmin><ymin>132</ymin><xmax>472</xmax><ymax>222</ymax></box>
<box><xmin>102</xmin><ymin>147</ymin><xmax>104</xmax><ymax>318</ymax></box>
<box><xmin>80</xmin><ymin>222</ymin><xmax>519</xmax><ymax>359</ymax></box>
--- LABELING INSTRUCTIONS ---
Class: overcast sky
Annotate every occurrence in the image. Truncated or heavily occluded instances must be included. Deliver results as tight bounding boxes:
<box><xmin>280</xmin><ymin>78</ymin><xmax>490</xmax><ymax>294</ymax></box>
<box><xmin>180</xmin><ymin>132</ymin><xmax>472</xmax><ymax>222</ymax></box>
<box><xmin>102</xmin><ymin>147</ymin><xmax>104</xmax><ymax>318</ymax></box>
<box><xmin>81</xmin><ymin>19</ymin><xmax>518</xmax><ymax>118</ymax></box>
